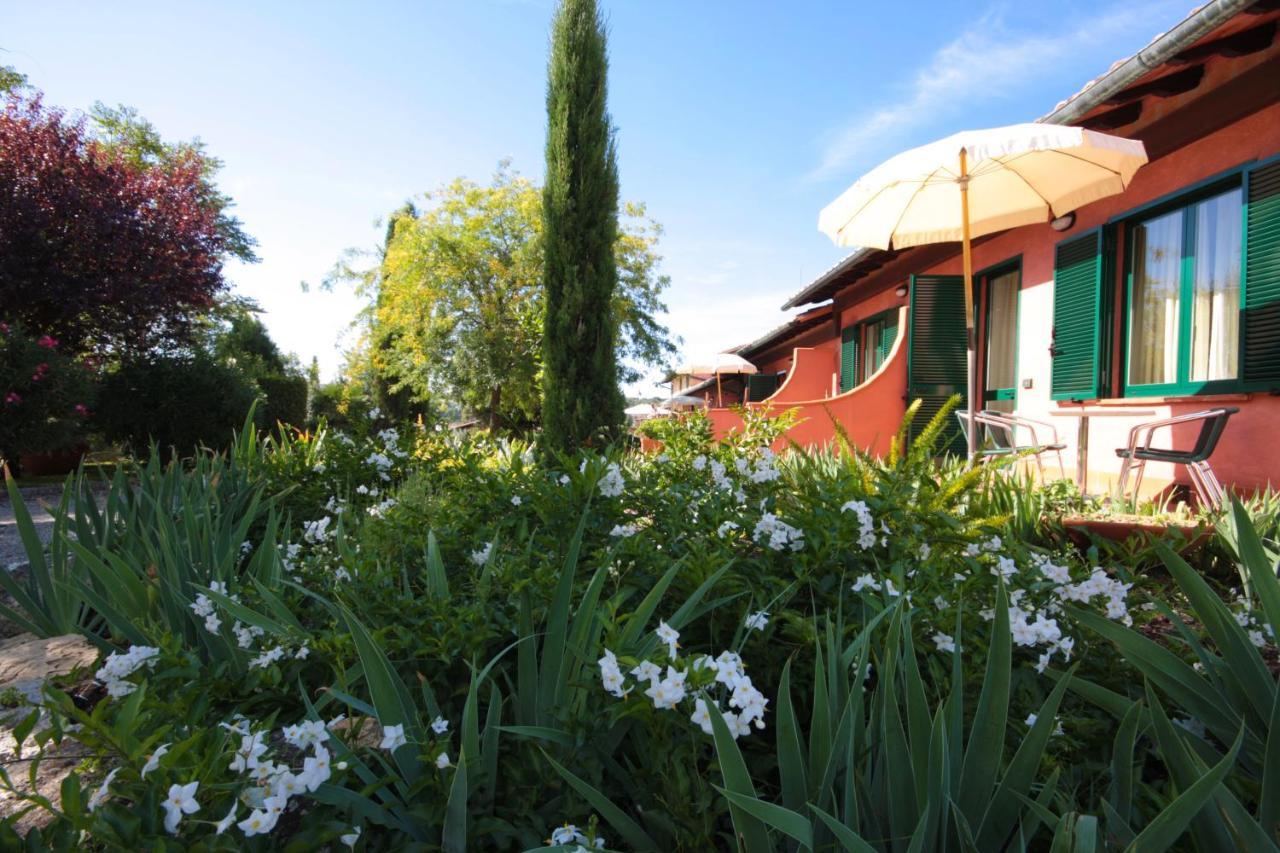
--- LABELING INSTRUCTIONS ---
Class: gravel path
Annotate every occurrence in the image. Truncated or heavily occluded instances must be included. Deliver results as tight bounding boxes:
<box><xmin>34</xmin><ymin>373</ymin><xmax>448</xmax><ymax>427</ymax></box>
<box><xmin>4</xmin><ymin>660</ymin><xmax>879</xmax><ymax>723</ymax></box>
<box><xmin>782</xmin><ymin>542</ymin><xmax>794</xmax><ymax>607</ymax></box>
<box><xmin>0</xmin><ymin>486</ymin><xmax>67</xmax><ymax>572</ymax></box>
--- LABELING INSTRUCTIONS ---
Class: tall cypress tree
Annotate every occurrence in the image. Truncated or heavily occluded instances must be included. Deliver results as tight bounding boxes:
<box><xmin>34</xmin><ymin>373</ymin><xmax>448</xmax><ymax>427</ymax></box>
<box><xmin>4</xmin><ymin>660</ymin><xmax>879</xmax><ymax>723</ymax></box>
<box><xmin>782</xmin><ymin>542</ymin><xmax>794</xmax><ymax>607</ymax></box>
<box><xmin>541</xmin><ymin>0</ymin><xmax>626</xmax><ymax>450</ymax></box>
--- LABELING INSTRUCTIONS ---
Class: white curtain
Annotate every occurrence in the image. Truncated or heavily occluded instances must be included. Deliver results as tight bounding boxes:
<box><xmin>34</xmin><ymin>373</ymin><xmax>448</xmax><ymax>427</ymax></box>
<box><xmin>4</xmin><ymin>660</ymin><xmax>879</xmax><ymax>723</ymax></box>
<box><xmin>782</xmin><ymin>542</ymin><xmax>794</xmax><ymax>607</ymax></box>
<box><xmin>1128</xmin><ymin>210</ymin><xmax>1182</xmax><ymax>386</ymax></box>
<box><xmin>1190</xmin><ymin>188</ymin><xmax>1242</xmax><ymax>381</ymax></box>
<box><xmin>985</xmin><ymin>270</ymin><xmax>1018</xmax><ymax>412</ymax></box>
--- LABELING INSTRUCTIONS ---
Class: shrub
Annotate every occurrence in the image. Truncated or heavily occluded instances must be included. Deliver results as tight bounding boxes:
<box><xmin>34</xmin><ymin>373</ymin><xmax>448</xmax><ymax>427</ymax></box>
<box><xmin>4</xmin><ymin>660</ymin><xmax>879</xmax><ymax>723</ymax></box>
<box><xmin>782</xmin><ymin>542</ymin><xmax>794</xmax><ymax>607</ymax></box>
<box><xmin>0</xmin><ymin>322</ymin><xmax>93</xmax><ymax>475</ymax></box>
<box><xmin>95</xmin><ymin>354</ymin><xmax>257</xmax><ymax>456</ymax></box>
<box><xmin>257</xmin><ymin>373</ymin><xmax>308</xmax><ymax>430</ymax></box>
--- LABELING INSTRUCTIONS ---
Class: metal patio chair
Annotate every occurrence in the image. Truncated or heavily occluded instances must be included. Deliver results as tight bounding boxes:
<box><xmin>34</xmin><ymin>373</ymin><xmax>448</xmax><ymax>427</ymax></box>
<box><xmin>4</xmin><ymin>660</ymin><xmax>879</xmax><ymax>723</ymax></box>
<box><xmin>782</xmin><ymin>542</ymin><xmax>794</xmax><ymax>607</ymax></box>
<box><xmin>956</xmin><ymin>410</ymin><xmax>1067</xmax><ymax>481</ymax></box>
<box><xmin>1114</xmin><ymin>407</ymin><xmax>1238</xmax><ymax>510</ymax></box>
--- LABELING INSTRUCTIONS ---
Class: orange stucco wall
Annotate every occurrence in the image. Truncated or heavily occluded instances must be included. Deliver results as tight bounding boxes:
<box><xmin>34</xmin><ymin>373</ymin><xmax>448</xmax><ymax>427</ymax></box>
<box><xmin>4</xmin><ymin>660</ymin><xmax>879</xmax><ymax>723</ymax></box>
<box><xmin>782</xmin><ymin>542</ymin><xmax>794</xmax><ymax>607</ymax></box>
<box><xmin>703</xmin><ymin>92</ymin><xmax>1280</xmax><ymax>498</ymax></box>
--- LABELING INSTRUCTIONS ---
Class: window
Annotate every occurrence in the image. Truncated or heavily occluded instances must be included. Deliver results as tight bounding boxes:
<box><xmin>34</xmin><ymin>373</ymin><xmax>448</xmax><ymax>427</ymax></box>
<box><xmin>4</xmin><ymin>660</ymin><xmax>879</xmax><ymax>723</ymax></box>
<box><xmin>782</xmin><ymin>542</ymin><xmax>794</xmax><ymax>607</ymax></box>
<box><xmin>1124</xmin><ymin>185</ymin><xmax>1243</xmax><ymax>396</ymax></box>
<box><xmin>860</xmin><ymin>311</ymin><xmax>898</xmax><ymax>382</ymax></box>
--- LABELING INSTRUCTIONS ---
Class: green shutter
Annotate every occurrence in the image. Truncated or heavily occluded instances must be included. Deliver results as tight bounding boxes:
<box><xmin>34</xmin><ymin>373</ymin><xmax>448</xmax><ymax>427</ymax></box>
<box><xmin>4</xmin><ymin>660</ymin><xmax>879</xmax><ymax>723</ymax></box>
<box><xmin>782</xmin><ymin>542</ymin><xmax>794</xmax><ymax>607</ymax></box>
<box><xmin>877</xmin><ymin>314</ymin><xmax>899</xmax><ymax>369</ymax></box>
<box><xmin>1243</xmin><ymin>159</ymin><xmax>1280</xmax><ymax>389</ymax></box>
<box><xmin>746</xmin><ymin>372</ymin><xmax>779</xmax><ymax>402</ymax></box>
<box><xmin>840</xmin><ymin>324</ymin><xmax>859</xmax><ymax>393</ymax></box>
<box><xmin>907</xmin><ymin>275</ymin><xmax>966</xmax><ymax>454</ymax></box>
<box><xmin>1050</xmin><ymin>230</ymin><xmax>1104</xmax><ymax>400</ymax></box>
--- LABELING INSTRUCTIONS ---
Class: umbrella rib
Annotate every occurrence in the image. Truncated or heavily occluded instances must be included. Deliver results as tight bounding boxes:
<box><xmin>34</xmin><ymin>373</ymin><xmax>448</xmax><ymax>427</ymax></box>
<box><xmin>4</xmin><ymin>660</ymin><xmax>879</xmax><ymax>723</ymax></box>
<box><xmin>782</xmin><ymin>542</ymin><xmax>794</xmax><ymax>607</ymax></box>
<box><xmin>884</xmin><ymin>179</ymin><xmax>930</xmax><ymax>250</ymax></box>
<box><xmin>1044</xmin><ymin>148</ymin><xmax>1126</xmax><ymax>180</ymax></box>
<box><xmin>997</xmin><ymin>159</ymin><xmax>1055</xmax><ymax>212</ymax></box>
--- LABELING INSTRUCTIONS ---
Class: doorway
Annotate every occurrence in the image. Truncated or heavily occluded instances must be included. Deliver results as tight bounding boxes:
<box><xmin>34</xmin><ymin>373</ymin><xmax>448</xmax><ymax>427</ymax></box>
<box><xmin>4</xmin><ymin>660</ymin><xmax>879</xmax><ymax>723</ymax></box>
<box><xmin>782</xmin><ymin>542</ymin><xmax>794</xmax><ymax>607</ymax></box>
<box><xmin>981</xmin><ymin>264</ymin><xmax>1020</xmax><ymax>414</ymax></box>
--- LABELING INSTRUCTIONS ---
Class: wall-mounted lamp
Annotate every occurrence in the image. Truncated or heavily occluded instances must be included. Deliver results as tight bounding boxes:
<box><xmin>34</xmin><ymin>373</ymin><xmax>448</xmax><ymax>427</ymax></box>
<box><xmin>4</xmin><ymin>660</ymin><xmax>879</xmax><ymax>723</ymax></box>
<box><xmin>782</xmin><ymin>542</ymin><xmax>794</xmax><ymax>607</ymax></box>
<box><xmin>1050</xmin><ymin>212</ymin><xmax>1076</xmax><ymax>232</ymax></box>
<box><xmin>894</xmin><ymin>285</ymin><xmax>908</xmax><ymax>298</ymax></box>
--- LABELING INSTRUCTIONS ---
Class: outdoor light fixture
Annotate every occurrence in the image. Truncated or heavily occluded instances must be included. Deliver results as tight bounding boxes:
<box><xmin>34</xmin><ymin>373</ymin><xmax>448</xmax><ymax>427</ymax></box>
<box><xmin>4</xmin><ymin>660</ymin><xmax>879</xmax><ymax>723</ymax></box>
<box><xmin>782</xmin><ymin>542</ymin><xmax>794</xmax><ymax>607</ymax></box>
<box><xmin>1050</xmin><ymin>212</ymin><xmax>1076</xmax><ymax>232</ymax></box>
<box><xmin>895</xmin><ymin>285</ymin><xmax>908</xmax><ymax>297</ymax></box>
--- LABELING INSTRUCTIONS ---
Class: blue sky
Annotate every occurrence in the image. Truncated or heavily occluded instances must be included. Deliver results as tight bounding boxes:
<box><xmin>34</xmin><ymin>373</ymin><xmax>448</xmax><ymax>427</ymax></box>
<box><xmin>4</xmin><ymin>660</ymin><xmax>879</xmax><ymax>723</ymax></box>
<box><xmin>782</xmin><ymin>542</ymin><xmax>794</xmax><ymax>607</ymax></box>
<box><xmin>5</xmin><ymin>0</ymin><xmax>1189</xmax><ymax>394</ymax></box>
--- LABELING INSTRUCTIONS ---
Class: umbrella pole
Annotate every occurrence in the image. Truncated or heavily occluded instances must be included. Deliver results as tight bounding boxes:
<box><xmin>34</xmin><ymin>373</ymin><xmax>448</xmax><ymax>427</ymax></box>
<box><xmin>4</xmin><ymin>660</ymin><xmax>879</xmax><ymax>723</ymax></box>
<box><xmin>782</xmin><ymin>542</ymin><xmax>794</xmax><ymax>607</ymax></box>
<box><xmin>959</xmin><ymin>150</ymin><xmax>977</xmax><ymax>461</ymax></box>
<box><xmin>716</xmin><ymin>372</ymin><xmax>723</xmax><ymax>408</ymax></box>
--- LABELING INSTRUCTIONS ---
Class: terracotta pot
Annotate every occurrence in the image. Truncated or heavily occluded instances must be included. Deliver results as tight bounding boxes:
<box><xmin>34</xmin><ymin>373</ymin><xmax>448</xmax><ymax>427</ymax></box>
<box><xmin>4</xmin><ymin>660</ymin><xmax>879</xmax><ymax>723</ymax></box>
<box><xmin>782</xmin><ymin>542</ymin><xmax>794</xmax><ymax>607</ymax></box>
<box><xmin>18</xmin><ymin>444</ymin><xmax>89</xmax><ymax>477</ymax></box>
<box><xmin>1061</xmin><ymin>515</ymin><xmax>1212</xmax><ymax>552</ymax></box>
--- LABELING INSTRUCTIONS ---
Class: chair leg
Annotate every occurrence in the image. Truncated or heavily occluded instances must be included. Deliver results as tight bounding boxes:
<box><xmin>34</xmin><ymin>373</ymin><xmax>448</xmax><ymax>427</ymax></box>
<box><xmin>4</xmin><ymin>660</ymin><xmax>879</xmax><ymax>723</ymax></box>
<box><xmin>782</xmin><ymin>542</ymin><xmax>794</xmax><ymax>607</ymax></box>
<box><xmin>1194</xmin><ymin>461</ymin><xmax>1226</xmax><ymax>510</ymax></box>
<box><xmin>1034</xmin><ymin>451</ymin><xmax>1046</xmax><ymax>484</ymax></box>
<box><xmin>1117</xmin><ymin>456</ymin><xmax>1133</xmax><ymax>501</ymax></box>
<box><xmin>1131</xmin><ymin>460</ymin><xmax>1147</xmax><ymax>507</ymax></box>
<box><xmin>1184</xmin><ymin>463</ymin><xmax>1210</xmax><ymax>509</ymax></box>
<box><xmin>1055</xmin><ymin>448</ymin><xmax>1066</xmax><ymax>481</ymax></box>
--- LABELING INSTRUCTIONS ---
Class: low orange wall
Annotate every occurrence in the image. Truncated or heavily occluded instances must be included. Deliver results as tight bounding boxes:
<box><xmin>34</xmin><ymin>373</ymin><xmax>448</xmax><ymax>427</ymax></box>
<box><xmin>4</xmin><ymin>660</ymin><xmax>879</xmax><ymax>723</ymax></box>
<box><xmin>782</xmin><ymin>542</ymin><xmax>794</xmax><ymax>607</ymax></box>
<box><xmin>769</xmin><ymin>347</ymin><xmax>836</xmax><ymax>403</ymax></box>
<box><xmin>708</xmin><ymin>307</ymin><xmax>909</xmax><ymax>456</ymax></box>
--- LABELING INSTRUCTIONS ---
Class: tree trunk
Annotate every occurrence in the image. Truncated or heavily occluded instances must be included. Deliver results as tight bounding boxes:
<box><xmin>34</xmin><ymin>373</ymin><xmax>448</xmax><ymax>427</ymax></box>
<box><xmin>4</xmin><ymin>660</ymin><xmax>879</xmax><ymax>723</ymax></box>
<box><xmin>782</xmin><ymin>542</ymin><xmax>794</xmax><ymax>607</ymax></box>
<box><xmin>488</xmin><ymin>386</ymin><xmax>502</xmax><ymax>432</ymax></box>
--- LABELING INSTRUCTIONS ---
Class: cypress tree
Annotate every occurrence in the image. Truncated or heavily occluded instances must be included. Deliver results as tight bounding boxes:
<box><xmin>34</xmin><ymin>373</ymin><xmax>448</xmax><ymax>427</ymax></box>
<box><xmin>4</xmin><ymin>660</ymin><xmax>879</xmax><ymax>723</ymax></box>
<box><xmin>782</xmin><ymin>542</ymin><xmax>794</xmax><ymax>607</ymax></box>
<box><xmin>541</xmin><ymin>0</ymin><xmax>626</xmax><ymax>450</ymax></box>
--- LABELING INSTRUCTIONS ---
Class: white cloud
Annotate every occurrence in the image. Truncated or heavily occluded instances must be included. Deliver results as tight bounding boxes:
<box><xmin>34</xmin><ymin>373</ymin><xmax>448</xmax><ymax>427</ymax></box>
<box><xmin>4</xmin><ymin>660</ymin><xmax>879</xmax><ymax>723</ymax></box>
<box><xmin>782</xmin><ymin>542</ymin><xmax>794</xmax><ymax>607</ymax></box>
<box><xmin>809</xmin><ymin>1</ymin><xmax>1184</xmax><ymax>180</ymax></box>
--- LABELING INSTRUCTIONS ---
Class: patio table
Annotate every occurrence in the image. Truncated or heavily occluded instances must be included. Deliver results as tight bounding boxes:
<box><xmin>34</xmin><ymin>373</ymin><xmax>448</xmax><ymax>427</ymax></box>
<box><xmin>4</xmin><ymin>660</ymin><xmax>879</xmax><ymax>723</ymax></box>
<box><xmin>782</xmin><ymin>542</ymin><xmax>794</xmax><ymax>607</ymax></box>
<box><xmin>1048</xmin><ymin>407</ymin><xmax>1156</xmax><ymax>492</ymax></box>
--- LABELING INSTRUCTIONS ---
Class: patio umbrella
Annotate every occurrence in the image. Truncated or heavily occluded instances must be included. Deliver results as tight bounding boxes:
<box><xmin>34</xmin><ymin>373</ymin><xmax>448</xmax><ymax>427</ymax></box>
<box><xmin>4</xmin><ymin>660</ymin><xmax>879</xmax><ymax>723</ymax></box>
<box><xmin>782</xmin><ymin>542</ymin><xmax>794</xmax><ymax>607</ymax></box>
<box><xmin>817</xmin><ymin>123</ymin><xmax>1147</xmax><ymax>457</ymax></box>
<box><xmin>679</xmin><ymin>353</ymin><xmax>758</xmax><ymax>406</ymax></box>
<box><xmin>660</xmin><ymin>395</ymin><xmax>708</xmax><ymax>409</ymax></box>
<box><xmin>624</xmin><ymin>402</ymin><xmax>665</xmax><ymax>418</ymax></box>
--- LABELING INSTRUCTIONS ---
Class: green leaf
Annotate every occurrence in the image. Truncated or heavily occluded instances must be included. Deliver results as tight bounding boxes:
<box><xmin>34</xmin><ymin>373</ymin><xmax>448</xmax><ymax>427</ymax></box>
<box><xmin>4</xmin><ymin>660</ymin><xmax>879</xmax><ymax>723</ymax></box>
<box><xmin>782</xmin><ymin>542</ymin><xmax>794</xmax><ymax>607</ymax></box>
<box><xmin>707</xmin><ymin>699</ymin><xmax>772</xmax><ymax>853</ymax></box>
<box><xmin>542</xmin><ymin>751</ymin><xmax>660</xmax><ymax>851</ymax></box>
<box><xmin>809</xmin><ymin>804</ymin><xmax>878</xmax><ymax>853</ymax></box>
<box><xmin>715</xmin><ymin>786</ymin><xmax>813</xmax><ymax>849</ymax></box>
<box><xmin>1125</xmin><ymin>723</ymin><xmax>1245</xmax><ymax>852</ymax></box>
<box><xmin>776</xmin><ymin>658</ymin><xmax>809</xmax><ymax>816</ymax></box>
<box><xmin>442</xmin><ymin>748</ymin><xmax>468</xmax><ymax>853</ymax></box>
<box><xmin>958</xmin><ymin>584</ymin><xmax>1010</xmax><ymax>825</ymax></box>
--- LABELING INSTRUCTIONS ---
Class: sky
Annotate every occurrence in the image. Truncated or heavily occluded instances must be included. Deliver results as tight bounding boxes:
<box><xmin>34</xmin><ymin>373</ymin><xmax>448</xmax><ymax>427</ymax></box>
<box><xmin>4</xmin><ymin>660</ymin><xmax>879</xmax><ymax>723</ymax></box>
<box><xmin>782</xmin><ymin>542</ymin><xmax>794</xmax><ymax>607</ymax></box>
<box><xmin>4</xmin><ymin>0</ymin><xmax>1191</xmax><ymax>396</ymax></box>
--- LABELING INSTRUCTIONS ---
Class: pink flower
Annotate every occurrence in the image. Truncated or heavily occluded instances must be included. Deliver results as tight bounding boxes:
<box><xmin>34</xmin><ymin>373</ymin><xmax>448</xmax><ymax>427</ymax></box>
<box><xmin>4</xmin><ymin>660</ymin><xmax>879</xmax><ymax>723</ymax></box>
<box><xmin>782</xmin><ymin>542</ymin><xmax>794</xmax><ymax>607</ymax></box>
<box><xmin>74</xmin><ymin>404</ymin><xmax>90</xmax><ymax>417</ymax></box>
<box><xmin>0</xmin><ymin>322</ymin><xmax>8</xmax><ymax>335</ymax></box>
<box><xmin>36</xmin><ymin>335</ymin><xmax>58</xmax><ymax>349</ymax></box>
<box><xmin>4</xmin><ymin>392</ymin><xmax>21</xmax><ymax>406</ymax></box>
<box><xmin>31</xmin><ymin>363</ymin><xmax>48</xmax><ymax>382</ymax></box>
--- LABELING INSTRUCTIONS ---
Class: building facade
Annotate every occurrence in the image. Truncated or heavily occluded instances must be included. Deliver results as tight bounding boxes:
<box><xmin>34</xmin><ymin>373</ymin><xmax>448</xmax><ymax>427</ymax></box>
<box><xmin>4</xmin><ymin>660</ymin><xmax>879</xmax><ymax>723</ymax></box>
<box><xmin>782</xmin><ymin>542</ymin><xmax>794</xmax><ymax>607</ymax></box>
<box><xmin>699</xmin><ymin>2</ymin><xmax>1280</xmax><ymax>497</ymax></box>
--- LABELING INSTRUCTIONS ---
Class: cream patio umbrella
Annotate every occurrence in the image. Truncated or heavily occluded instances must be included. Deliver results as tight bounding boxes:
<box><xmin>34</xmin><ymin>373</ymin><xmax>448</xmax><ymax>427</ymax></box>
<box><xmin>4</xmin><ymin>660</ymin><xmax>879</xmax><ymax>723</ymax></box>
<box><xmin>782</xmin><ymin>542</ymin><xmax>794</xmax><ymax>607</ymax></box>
<box><xmin>679</xmin><ymin>353</ymin><xmax>758</xmax><ymax>407</ymax></box>
<box><xmin>818</xmin><ymin>123</ymin><xmax>1147</xmax><ymax>457</ymax></box>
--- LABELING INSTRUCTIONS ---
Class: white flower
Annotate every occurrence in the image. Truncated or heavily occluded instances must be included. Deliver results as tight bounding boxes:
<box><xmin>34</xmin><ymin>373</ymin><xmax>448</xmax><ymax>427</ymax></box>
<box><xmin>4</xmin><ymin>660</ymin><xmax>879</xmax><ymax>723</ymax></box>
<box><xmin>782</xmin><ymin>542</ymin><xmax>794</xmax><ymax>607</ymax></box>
<box><xmin>655</xmin><ymin>620</ymin><xmax>680</xmax><ymax>659</ymax></box>
<box><xmin>379</xmin><ymin>723</ymin><xmax>407</xmax><ymax>751</ymax></box>
<box><xmin>598</xmin><ymin>462</ymin><xmax>626</xmax><ymax>497</ymax></box>
<box><xmin>511</xmin><ymin>495</ymin><xmax>523</xmax><ymax>506</ymax></box>
<box><xmin>141</xmin><ymin>743</ymin><xmax>170</xmax><ymax>778</ymax></box>
<box><xmin>230</xmin><ymin>730</ymin><xmax>269</xmax><ymax>773</ymax></box>
<box><xmin>431</xmin><ymin>716</ymin><xmax>449</xmax><ymax>735</ymax></box>
<box><xmin>161</xmin><ymin>781</ymin><xmax>200</xmax><ymax>834</ymax></box>
<box><xmin>753</xmin><ymin>512</ymin><xmax>804</xmax><ymax>552</ymax></box>
<box><xmin>717</xmin><ymin>520</ymin><xmax>740</xmax><ymax>538</ymax></box>
<box><xmin>95</xmin><ymin>645</ymin><xmax>161</xmax><ymax>699</ymax></box>
<box><xmin>692</xmin><ymin>454</ymin><xmax>707</xmax><ymax>471</ymax></box>
<box><xmin>558</xmin><ymin>474</ymin><xmax>571</xmax><ymax>486</ymax></box>
<box><xmin>644</xmin><ymin>667</ymin><xmax>688</xmax><ymax>709</ymax></box>
<box><xmin>630</xmin><ymin>660</ymin><xmax>661</xmax><ymax>683</ymax></box>
<box><xmin>550</xmin><ymin>824</ymin><xmax>586</xmax><ymax>846</ymax></box>
<box><xmin>340</xmin><ymin>826</ymin><xmax>362</xmax><ymax>848</ymax></box>
<box><xmin>435</xmin><ymin>752</ymin><xmax>451</xmax><ymax>769</ymax></box>
<box><xmin>744</xmin><ymin>611</ymin><xmax>769</xmax><ymax>632</ymax></box>
<box><xmin>300</xmin><ymin>745</ymin><xmax>333</xmax><ymax>792</ymax></box>
<box><xmin>851</xmin><ymin>574</ymin><xmax>881</xmax><ymax>593</ymax></box>
<box><xmin>690</xmin><ymin>698</ymin><xmax>715</xmax><ymax>735</ymax></box>
<box><xmin>214</xmin><ymin>800</ymin><xmax>238</xmax><ymax>834</ymax></box>
<box><xmin>610</xmin><ymin>523</ymin><xmax>638</xmax><ymax>538</ymax></box>
<box><xmin>1250</xmin><ymin>629</ymin><xmax>1267</xmax><ymax>648</ymax></box>
<box><xmin>471</xmin><ymin>542</ymin><xmax>493</xmax><ymax>566</ymax></box>
<box><xmin>932</xmin><ymin>632</ymin><xmax>955</xmax><ymax>653</ymax></box>
<box><xmin>239</xmin><ymin>808</ymin><xmax>279</xmax><ymax>836</ymax></box>
<box><xmin>87</xmin><ymin>768</ymin><xmax>120</xmax><ymax>812</ymax></box>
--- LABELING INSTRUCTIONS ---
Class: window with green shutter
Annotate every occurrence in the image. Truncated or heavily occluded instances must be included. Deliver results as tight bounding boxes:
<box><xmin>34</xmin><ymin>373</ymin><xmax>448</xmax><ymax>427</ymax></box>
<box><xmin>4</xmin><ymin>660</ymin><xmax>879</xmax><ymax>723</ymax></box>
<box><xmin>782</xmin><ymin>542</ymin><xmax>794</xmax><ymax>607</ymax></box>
<box><xmin>907</xmin><ymin>275</ymin><xmax>967</xmax><ymax>454</ymax></box>
<box><xmin>1243</xmin><ymin>158</ymin><xmax>1280</xmax><ymax>389</ymax></box>
<box><xmin>839</xmin><ymin>323</ymin><xmax>860</xmax><ymax>392</ymax></box>
<box><xmin>860</xmin><ymin>310</ymin><xmax>899</xmax><ymax>382</ymax></box>
<box><xmin>1051</xmin><ymin>229</ymin><xmax>1106</xmax><ymax>401</ymax></box>
<box><xmin>746</xmin><ymin>372</ymin><xmax>780</xmax><ymax>402</ymax></box>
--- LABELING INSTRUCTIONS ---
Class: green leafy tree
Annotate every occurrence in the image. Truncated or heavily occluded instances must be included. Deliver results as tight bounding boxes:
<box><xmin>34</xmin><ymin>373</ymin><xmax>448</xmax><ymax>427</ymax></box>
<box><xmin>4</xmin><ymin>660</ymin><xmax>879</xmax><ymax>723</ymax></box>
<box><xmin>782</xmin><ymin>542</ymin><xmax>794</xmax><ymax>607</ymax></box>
<box><xmin>87</xmin><ymin>104</ymin><xmax>257</xmax><ymax>264</ymax></box>
<box><xmin>0</xmin><ymin>63</ymin><xmax>27</xmax><ymax>95</ymax></box>
<box><xmin>330</xmin><ymin>164</ymin><xmax>675</xmax><ymax>431</ymax></box>
<box><xmin>541</xmin><ymin>0</ymin><xmax>626</xmax><ymax>449</ymax></box>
